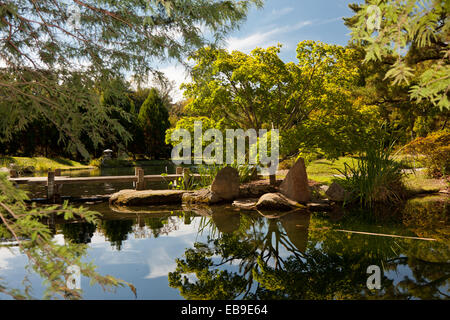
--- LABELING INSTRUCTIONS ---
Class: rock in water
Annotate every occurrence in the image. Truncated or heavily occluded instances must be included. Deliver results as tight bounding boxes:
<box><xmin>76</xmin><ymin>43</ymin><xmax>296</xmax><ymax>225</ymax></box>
<box><xmin>210</xmin><ymin>166</ymin><xmax>240</xmax><ymax>201</ymax></box>
<box><xmin>109</xmin><ymin>189</ymin><xmax>188</xmax><ymax>206</ymax></box>
<box><xmin>232</xmin><ymin>198</ymin><xmax>259</xmax><ymax>210</ymax></box>
<box><xmin>279</xmin><ymin>157</ymin><xmax>310</xmax><ymax>203</ymax></box>
<box><xmin>182</xmin><ymin>188</ymin><xmax>222</xmax><ymax>204</ymax></box>
<box><xmin>255</xmin><ymin>192</ymin><xmax>304</xmax><ymax>211</ymax></box>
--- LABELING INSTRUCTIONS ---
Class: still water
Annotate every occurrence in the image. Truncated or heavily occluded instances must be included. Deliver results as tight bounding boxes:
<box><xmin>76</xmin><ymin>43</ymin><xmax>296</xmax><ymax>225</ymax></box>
<box><xmin>1</xmin><ymin>166</ymin><xmax>449</xmax><ymax>299</ymax></box>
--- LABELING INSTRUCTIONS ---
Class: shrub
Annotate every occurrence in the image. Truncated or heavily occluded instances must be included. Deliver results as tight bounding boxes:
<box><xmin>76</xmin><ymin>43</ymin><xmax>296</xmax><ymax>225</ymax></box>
<box><xmin>403</xmin><ymin>130</ymin><xmax>450</xmax><ymax>178</ymax></box>
<box><xmin>279</xmin><ymin>151</ymin><xmax>323</xmax><ymax>170</ymax></box>
<box><xmin>337</xmin><ymin>140</ymin><xmax>407</xmax><ymax>207</ymax></box>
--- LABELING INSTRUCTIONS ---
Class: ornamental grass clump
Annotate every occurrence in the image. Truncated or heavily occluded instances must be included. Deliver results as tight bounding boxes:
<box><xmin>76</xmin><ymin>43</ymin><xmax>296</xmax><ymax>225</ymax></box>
<box><xmin>337</xmin><ymin>141</ymin><xmax>407</xmax><ymax>207</ymax></box>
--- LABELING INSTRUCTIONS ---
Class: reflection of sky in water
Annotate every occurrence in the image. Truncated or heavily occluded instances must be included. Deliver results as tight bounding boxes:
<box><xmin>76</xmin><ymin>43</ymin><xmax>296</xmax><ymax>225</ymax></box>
<box><xmin>0</xmin><ymin>199</ymin><xmax>448</xmax><ymax>299</ymax></box>
<box><xmin>0</xmin><ymin>217</ymin><xmax>204</xmax><ymax>300</ymax></box>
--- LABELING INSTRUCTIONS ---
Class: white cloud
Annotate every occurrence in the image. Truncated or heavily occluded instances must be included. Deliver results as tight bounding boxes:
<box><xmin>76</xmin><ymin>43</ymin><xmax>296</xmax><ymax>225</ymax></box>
<box><xmin>159</xmin><ymin>64</ymin><xmax>191</xmax><ymax>103</ymax></box>
<box><xmin>270</xmin><ymin>7</ymin><xmax>294</xmax><ymax>18</ymax></box>
<box><xmin>226</xmin><ymin>20</ymin><xmax>312</xmax><ymax>53</ymax></box>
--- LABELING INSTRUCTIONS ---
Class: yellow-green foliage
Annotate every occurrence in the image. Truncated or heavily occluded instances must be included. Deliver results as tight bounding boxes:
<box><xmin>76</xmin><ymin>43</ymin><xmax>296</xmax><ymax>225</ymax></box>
<box><xmin>403</xmin><ymin>131</ymin><xmax>450</xmax><ymax>177</ymax></box>
<box><xmin>0</xmin><ymin>157</ymin><xmax>93</xmax><ymax>172</ymax></box>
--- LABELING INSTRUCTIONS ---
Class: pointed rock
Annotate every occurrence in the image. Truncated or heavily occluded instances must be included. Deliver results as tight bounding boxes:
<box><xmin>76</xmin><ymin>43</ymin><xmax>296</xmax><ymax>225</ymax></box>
<box><xmin>279</xmin><ymin>157</ymin><xmax>310</xmax><ymax>203</ymax></box>
<box><xmin>210</xmin><ymin>166</ymin><xmax>240</xmax><ymax>200</ymax></box>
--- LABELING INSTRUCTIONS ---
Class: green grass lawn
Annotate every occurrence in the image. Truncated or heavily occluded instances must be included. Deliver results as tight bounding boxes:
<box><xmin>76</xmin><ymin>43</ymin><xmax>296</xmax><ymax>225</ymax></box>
<box><xmin>305</xmin><ymin>156</ymin><xmax>356</xmax><ymax>184</ymax></box>
<box><xmin>277</xmin><ymin>156</ymin><xmax>448</xmax><ymax>194</ymax></box>
<box><xmin>0</xmin><ymin>156</ymin><xmax>94</xmax><ymax>172</ymax></box>
<box><xmin>403</xmin><ymin>170</ymin><xmax>448</xmax><ymax>193</ymax></box>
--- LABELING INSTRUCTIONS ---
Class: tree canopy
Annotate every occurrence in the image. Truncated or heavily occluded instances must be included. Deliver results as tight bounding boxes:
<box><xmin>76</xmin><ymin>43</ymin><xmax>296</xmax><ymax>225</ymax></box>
<box><xmin>347</xmin><ymin>0</ymin><xmax>449</xmax><ymax>110</ymax></box>
<box><xmin>181</xmin><ymin>41</ymin><xmax>382</xmax><ymax>158</ymax></box>
<box><xmin>0</xmin><ymin>0</ymin><xmax>262</xmax><ymax>157</ymax></box>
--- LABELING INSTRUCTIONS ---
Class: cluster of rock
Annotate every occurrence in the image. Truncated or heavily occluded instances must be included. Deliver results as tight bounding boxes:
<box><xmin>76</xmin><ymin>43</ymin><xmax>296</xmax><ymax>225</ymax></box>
<box><xmin>110</xmin><ymin>158</ymin><xmax>340</xmax><ymax>212</ymax></box>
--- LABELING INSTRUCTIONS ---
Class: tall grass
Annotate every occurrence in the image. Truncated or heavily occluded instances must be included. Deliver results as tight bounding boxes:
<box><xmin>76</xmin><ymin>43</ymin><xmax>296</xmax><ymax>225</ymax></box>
<box><xmin>336</xmin><ymin>140</ymin><xmax>408</xmax><ymax>207</ymax></box>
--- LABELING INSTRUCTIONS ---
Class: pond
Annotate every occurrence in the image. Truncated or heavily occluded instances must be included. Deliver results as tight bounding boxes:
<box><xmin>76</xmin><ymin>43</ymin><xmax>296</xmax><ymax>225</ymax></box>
<box><xmin>1</xmin><ymin>167</ymin><xmax>449</xmax><ymax>299</ymax></box>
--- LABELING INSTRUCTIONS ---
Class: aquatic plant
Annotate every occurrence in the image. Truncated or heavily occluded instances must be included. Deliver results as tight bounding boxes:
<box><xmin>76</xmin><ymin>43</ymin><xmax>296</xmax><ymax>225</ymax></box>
<box><xmin>336</xmin><ymin>140</ymin><xmax>407</xmax><ymax>207</ymax></box>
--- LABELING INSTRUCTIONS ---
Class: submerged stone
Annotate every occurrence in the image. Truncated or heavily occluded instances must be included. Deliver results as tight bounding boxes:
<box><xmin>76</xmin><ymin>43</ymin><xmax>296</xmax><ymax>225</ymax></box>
<box><xmin>255</xmin><ymin>192</ymin><xmax>305</xmax><ymax>211</ymax></box>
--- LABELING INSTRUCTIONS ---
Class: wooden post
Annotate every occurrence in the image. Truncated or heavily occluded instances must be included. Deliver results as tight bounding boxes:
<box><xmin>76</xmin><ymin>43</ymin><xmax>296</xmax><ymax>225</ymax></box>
<box><xmin>269</xmin><ymin>174</ymin><xmax>276</xmax><ymax>186</ymax></box>
<box><xmin>54</xmin><ymin>169</ymin><xmax>62</xmax><ymax>203</ymax></box>
<box><xmin>135</xmin><ymin>167</ymin><xmax>145</xmax><ymax>190</ymax></box>
<box><xmin>47</xmin><ymin>171</ymin><xmax>55</xmax><ymax>203</ymax></box>
<box><xmin>174</xmin><ymin>167</ymin><xmax>183</xmax><ymax>186</ymax></box>
<box><xmin>9</xmin><ymin>169</ymin><xmax>17</xmax><ymax>178</ymax></box>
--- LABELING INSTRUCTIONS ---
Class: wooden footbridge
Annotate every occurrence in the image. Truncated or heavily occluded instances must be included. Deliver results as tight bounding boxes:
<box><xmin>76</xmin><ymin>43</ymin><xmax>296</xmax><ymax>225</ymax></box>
<box><xmin>8</xmin><ymin>167</ymin><xmax>199</xmax><ymax>203</ymax></box>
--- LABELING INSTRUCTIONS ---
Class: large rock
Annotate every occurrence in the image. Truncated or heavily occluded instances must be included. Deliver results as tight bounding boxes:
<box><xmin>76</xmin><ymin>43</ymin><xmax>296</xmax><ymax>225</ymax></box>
<box><xmin>182</xmin><ymin>188</ymin><xmax>222</xmax><ymax>204</ymax></box>
<box><xmin>255</xmin><ymin>192</ymin><xmax>304</xmax><ymax>211</ymax></box>
<box><xmin>325</xmin><ymin>182</ymin><xmax>350</xmax><ymax>202</ymax></box>
<box><xmin>279</xmin><ymin>158</ymin><xmax>310</xmax><ymax>203</ymax></box>
<box><xmin>109</xmin><ymin>189</ymin><xmax>188</xmax><ymax>206</ymax></box>
<box><xmin>238</xmin><ymin>181</ymin><xmax>278</xmax><ymax>198</ymax></box>
<box><xmin>210</xmin><ymin>166</ymin><xmax>240</xmax><ymax>201</ymax></box>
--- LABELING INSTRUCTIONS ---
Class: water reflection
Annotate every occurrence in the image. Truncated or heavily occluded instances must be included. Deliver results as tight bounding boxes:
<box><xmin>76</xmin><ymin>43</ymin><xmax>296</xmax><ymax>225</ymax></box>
<box><xmin>0</xmin><ymin>195</ymin><xmax>448</xmax><ymax>300</ymax></box>
<box><xmin>61</xmin><ymin>222</ymin><xmax>96</xmax><ymax>244</ymax></box>
<box><xmin>168</xmin><ymin>200</ymin><xmax>449</xmax><ymax>300</ymax></box>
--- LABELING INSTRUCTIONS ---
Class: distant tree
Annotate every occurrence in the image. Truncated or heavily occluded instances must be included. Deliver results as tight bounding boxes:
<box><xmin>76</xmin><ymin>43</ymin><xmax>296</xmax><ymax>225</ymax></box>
<box><xmin>138</xmin><ymin>88</ymin><xmax>171</xmax><ymax>158</ymax></box>
<box><xmin>0</xmin><ymin>0</ymin><xmax>262</xmax><ymax>299</ymax></box>
<box><xmin>149</xmin><ymin>72</ymin><xmax>176</xmax><ymax>108</ymax></box>
<box><xmin>0</xmin><ymin>0</ymin><xmax>262</xmax><ymax>157</ymax></box>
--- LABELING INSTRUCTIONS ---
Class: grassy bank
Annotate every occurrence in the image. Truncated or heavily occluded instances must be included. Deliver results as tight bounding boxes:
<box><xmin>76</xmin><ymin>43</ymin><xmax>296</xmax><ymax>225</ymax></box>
<box><xmin>90</xmin><ymin>158</ymin><xmax>173</xmax><ymax>168</ymax></box>
<box><xmin>278</xmin><ymin>156</ymin><xmax>448</xmax><ymax>195</ymax></box>
<box><xmin>0</xmin><ymin>156</ymin><xmax>95</xmax><ymax>172</ymax></box>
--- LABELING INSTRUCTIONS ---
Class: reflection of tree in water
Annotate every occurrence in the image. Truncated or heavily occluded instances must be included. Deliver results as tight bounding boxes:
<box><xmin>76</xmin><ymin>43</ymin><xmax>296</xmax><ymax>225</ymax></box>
<box><xmin>143</xmin><ymin>216</ymin><xmax>181</xmax><ymax>238</ymax></box>
<box><xmin>169</xmin><ymin>210</ymin><xmax>450</xmax><ymax>300</ymax></box>
<box><xmin>100</xmin><ymin>220</ymin><xmax>134</xmax><ymax>250</ymax></box>
<box><xmin>60</xmin><ymin>222</ymin><xmax>96</xmax><ymax>244</ymax></box>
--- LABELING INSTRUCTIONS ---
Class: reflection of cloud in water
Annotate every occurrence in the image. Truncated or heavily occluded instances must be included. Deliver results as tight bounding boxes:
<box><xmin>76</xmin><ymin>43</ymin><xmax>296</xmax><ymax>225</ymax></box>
<box><xmin>145</xmin><ymin>248</ymin><xmax>175</xmax><ymax>279</ymax></box>
<box><xmin>0</xmin><ymin>247</ymin><xmax>21</xmax><ymax>270</ymax></box>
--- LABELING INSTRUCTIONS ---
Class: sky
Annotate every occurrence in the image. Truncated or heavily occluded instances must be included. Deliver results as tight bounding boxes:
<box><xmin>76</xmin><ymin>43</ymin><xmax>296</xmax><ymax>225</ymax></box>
<box><xmin>160</xmin><ymin>0</ymin><xmax>363</xmax><ymax>102</ymax></box>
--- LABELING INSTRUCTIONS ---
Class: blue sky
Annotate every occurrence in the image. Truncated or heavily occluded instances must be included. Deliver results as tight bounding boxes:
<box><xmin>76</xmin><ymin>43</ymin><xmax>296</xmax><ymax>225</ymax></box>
<box><xmin>162</xmin><ymin>0</ymin><xmax>363</xmax><ymax>101</ymax></box>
